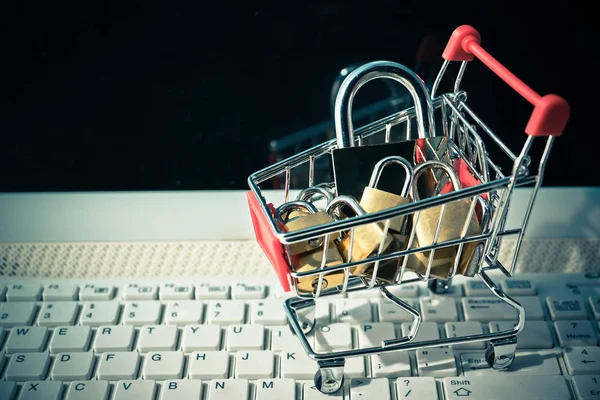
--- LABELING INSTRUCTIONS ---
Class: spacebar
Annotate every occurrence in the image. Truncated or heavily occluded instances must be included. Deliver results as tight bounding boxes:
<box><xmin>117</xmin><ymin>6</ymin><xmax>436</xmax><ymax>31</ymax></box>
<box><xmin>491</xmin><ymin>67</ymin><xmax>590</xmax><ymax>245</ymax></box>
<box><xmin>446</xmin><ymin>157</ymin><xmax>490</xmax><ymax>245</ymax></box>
<box><xmin>443</xmin><ymin>375</ymin><xmax>571</xmax><ymax>399</ymax></box>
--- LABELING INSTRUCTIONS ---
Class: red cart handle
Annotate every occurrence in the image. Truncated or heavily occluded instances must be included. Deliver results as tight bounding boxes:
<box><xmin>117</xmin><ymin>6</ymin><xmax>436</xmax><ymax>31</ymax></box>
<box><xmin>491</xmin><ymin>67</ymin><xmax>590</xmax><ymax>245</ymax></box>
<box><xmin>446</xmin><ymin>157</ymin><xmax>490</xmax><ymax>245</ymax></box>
<box><xmin>442</xmin><ymin>25</ymin><xmax>570</xmax><ymax>137</ymax></box>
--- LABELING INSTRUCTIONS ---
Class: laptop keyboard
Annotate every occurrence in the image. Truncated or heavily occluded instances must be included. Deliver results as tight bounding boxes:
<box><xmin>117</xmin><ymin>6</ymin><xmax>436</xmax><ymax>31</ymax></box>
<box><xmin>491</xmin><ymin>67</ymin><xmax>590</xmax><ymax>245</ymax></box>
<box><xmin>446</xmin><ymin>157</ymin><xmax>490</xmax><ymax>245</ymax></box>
<box><xmin>0</xmin><ymin>273</ymin><xmax>598</xmax><ymax>399</ymax></box>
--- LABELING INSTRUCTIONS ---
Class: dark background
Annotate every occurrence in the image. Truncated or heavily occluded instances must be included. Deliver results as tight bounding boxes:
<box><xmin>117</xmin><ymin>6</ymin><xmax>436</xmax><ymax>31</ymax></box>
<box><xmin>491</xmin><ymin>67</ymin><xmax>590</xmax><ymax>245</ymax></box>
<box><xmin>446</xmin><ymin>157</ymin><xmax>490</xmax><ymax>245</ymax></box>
<box><xmin>1</xmin><ymin>2</ymin><xmax>590</xmax><ymax>192</ymax></box>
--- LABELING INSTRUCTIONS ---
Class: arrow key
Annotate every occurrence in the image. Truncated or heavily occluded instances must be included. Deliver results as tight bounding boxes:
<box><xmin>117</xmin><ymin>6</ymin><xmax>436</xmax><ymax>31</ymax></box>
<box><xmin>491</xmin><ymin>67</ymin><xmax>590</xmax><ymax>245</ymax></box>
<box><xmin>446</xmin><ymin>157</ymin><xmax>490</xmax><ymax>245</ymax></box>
<box><xmin>563</xmin><ymin>346</ymin><xmax>600</xmax><ymax>374</ymax></box>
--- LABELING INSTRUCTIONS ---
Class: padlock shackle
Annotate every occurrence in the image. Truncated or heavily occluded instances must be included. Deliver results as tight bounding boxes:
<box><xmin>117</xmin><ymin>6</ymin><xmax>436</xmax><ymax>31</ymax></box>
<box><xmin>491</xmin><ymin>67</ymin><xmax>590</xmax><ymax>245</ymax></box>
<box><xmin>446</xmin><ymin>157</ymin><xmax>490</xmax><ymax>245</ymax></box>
<box><xmin>334</xmin><ymin>61</ymin><xmax>436</xmax><ymax>148</ymax></box>
<box><xmin>368</xmin><ymin>155</ymin><xmax>414</xmax><ymax>197</ymax></box>
<box><xmin>325</xmin><ymin>195</ymin><xmax>366</xmax><ymax>218</ymax></box>
<box><xmin>276</xmin><ymin>200</ymin><xmax>319</xmax><ymax>223</ymax></box>
<box><xmin>411</xmin><ymin>160</ymin><xmax>461</xmax><ymax>201</ymax></box>
<box><xmin>297</xmin><ymin>186</ymin><xmax>334</xmax><ymax>204</ymax></box>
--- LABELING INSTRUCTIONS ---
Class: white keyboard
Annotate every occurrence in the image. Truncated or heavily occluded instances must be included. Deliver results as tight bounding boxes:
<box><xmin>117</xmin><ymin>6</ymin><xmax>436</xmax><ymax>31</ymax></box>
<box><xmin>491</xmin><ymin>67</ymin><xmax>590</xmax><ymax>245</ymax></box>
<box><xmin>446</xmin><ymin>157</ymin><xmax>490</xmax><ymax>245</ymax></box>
<box><xmin>0</xmin><ymin>273</ymin><xmax>599</xmax><ymax>400</ymax></box>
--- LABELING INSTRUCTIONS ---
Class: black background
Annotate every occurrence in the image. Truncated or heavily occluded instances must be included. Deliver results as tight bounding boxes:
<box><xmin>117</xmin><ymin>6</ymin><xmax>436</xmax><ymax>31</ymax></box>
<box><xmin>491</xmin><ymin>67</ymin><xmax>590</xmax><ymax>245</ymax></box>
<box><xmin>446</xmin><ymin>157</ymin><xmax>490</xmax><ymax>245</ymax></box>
<box><xmin>1</xmin><ymin>1</ymin><xmax>591</xmax><ymax>191</ymax></box>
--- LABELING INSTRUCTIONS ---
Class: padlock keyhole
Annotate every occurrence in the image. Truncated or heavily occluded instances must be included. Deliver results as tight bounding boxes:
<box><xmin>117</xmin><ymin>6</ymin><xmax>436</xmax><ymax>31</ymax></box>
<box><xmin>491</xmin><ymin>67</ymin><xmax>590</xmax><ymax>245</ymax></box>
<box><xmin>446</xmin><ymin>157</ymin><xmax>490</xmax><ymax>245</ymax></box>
<box><xmin>312</xmin><ymin>278</ymin><xmax>329</xmax><ymax>290</ymax></box>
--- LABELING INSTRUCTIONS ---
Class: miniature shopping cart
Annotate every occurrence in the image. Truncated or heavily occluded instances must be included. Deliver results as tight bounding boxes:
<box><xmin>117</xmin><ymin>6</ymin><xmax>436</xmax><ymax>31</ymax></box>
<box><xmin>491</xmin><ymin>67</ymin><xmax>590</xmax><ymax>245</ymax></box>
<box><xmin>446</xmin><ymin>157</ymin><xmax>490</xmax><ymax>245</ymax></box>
<box><xmin>246</xmin><ymin>25</ymin><xmax>570</xmax><ymax>394</ymax></box>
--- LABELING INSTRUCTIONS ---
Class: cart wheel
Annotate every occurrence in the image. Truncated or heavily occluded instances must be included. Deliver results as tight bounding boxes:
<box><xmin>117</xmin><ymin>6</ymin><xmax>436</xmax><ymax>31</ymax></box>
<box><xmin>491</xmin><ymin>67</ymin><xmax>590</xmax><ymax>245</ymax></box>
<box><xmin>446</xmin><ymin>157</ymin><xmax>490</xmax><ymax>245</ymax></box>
<box><xmin>485</xmin><ymin>343</ymin><xmax>515</xmax><ymax>370</ymax></box>
<box><xmin>314</xmin><ymin>369</ymin><xmax>344</xmax><ymax>394</ymax></box>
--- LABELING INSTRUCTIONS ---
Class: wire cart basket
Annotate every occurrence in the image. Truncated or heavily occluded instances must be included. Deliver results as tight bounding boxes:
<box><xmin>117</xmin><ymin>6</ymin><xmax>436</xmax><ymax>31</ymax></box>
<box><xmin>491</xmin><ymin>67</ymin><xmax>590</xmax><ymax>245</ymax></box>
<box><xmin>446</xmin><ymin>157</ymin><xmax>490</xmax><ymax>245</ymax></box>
<box><xmin>246</xmin><ymin>25</ymin><xmax>570</xmax><ymax>394</ymax></box>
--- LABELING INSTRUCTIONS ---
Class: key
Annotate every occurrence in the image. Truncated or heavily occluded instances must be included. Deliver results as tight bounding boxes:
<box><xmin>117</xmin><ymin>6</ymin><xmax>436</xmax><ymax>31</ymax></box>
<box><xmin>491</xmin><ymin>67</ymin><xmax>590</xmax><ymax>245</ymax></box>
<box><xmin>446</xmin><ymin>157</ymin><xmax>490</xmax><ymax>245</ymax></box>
<box><xmin>5</xmin><ymin>326</ymin><xmax>48</xmax><ymax>353</ymax></box>
<box><xmin>270</xmin><ymin>326</ymin><xmax>304</xmax><ymax>351</ymax></box>
<box><xmin>93</xmin><ymin>325</ymin><xmax>135</xmax><ymax>352</ymax></box>
<box><xmin>232</xmin><ymin>283</ymin><xmax>266</xmax><ymax>299</ymax></box>
<box><xmin>0</xmin><ymin>382</ymin><xmax>16</xmax><ymax>400</ymax></box>
<box><xmin>357</xmin><ymin>323</ymin><xmax>395</xmax><ymax>349</ymax></box>
<box><xmin>416</xmin><ymin>347</ymin><xmax>457</xmax><ymax>377</ymax></box>
<box><xmin>37</xmin><ymin>302</ymin><xmax>78</xmax><ymax>326</ymax></box>
<box><xmin>4</xmin><ymin>352</ymin><xmax>50</xmax><ymax>381</ymax></box>
<box><xmin>396</xmin><ymin>377</ymin><xmax>439</xmax><ymax>399</ymax></box>
<box><xmin>420</xmin><ymin>297</ymin><xmax>457</xmax><ymax>322</ymax></box>
<box><xmin>160</xmin><ymin>283</ymin><xmax>194</xmax><ymax>300</ymax></box>
<box><xmin>464</xmin><ymin>280</ymin><xmax>493</xmax><ymax>296</ymax></box>
<box><xmin>445</xmin><ymin>322</ymin><xmax>485</xmax><ymax>349</ymax></box>
<box><xmin>19</xmin><ymin>381</ymin><xmax>63</xmax><ymax>400</ymax></box>
<box><xmin>563</xmin><ymin>347</ymin><xmax>600</xmax><ymax>374</ymax></box>
<box><xmin>6</xmin><ymin>284</ymin><xmax>41</xmax><ymax>301</ymax></box>
<box><xmin>65</xmin><ymin>381</ymin><xmax>110</xmax><ymax>400</ymax></box>
<box><xmin>0</xmin><ymin>302</ymin><xmax>37</xmax><ymax>327</ymax></box>
<box><xmin>96</xmin><ymin>352</ymin><xmax>140</xmax><ymax>380</ymax></box>
<box><xmin>555</xmin><ymin>320</ymin><xmax>598</xmax><ymax>346</ymax></box>
<box><xmin>430</xmin><ymin>283</ymin><xmax>464</xmax><ymax>298</ymax></box>
<box><xmin>378</xmin><ymin>299</ymin><xmax>417</xmax><ymax>322</ymax></box>
<box><xmin>196</xmin><ymin>283</ymin><xmax>230</xmax><ymax>300</ymax></box>
<box><xmin>351</xmin><ymin>378</ymin><xmax>390</xmax><ymax>399</ymax></box>
<box><xmin>43</xmin><ymin>284</ymin><xmax>78</xmax><ymax>301</ymax></box>
<box><xmin>142</xmin><ymin>351</ymin><xmax>185</xmax><ymax>380</ymax></box>
<box><xmin>51</xmin><ymin>352</ymin><xmax>95</xmax><ymax>380</ymax></box>
<box><xmin>314</xmin><ymin>323</ymin><xmax>353</xmax><ymax>351</ymax></box>
<box><xmin>589</xmin><ymin>295</ymin><xmax>600</xmax><ymax>319</ymax></box>
<box><xmin>314</xmin><ymin>299</ymin><xmax>331</xmax><ymax>326</ymax></box>
<box><xmin>371</xmin><ymin>351</ymin><xmax>411</xmax><ymax>377</ymax></box>
<box><xmin>572</xmin><ymin>375</ymin><xmax>600</xmax><ymax>400</ymax></box>
<box><xmin>161</xmin><ymin>380</ymin><xmax>203</xmax><ymax>400</ymax></box>
<box><xmin>443</xmin><ymin>375</ymin><xmax>570</xmax><ymax>399</ymax></box>
<box><xmin>255</xmin><ymin>379</ymin><xmax>296</xmax><ymax>400</ymax></box>
<box><xmin>386</xmin><ymin>284</ymin><xmax>420</xmax><ymax>298</ymax></box>
<box><xmin>181</xmin><ymin>324</ymin><xmax>222</xmax><ymax>351</ymax></box>
<box><xmin>400</xmin><ymin>321</ymin><xmax>440</xmax><ymax>341</ymax></box>
<box><xmin>461</xmin><ymin>350</ymin><xmax>561</xmax><ymax>376</ymax></box>
<box><xmin>164</xmin><ymin>301</ymin><xmax>204</xmax><ymax>325</ymax></box>
<box><xmin>123</xmin><ymin>283</ymin><xmax>158</xmax><ymax>300</ymax></box>
<box><xmin>188</xmin><ymin>351</ymin><xmax>230</xmax><ymax>379</ymax></box>
<box><xmin>235</xmin><ymin>350</ymin><xmax>275</xmax><ymax>378</ymax></box>
<box><xmin>226</xmin><ymin>324</ymin><xmax>264</xmax><ymax>351</ymax></box>
<box><xmin>462</xmin><ymin>297</ymin><xmax>544</xmax><ymax>321</ymax></box>
<box><xmin>207</xmin><ymin>301</ymin><xmax>245</xmax><ymax>324</ymax></box>
<box><xmin>79</xmin><ymin>302</ymin><xmax>120</xmax><ymax>326</ymax></box>
<box><xmin>547</xmin><ymin>295</ymin><xmax>588</xmax><ymax>320</ymax></box>
<box><xmin>122</xmin><ymin>302</ymin><xmax>162</xmax><ymax>325</ymax></box>
<box><xmin>488</xmin><ymin>321</ymin><xmax>554</xmax><ymax>349</ymax></box>
<box><xmin>250</xmin><ymin>300</ymin><xmax>288</xmax><ymax>325</ymax></box>
<box><xmin>303</xmin><ymin>383</ymin><xmax>344</xmax><ymax>399</ymax></box>
<box><xmin>137</xmin><ymin>325</ymin><xmax>178</xmax><ymax>352</ymax></box>
<box><xmin>500</xmin><ymin>279</ymin><xmax>537</xmax><ymax>296</ymax></box>
<box><xmin>207</xmin><ymin>379</ymin><xmax>249</xmax><ymax>400</ymax></box>
<box><xmin>79</xmin><ymin>284</ymin><xmax>114</xmax><ymax>301</ymax></box>
<box><xmin>113</xmin><ymin>380</ymin><xmax>156</xmax><ymax>399</ymax></box>
<box><xmin>335</xmin><ymin>299</ymin><xmax>372</xmax><ymax>323</ymax></box>
<box><xmin>348</xmin><ymin>287</ymin><xmax>382</xmax><ymax>298</ymax></box>
<box><xmin>280</xmin><ymin>348</ymin><xmax>318</xmax><ymax>379</ymax></box>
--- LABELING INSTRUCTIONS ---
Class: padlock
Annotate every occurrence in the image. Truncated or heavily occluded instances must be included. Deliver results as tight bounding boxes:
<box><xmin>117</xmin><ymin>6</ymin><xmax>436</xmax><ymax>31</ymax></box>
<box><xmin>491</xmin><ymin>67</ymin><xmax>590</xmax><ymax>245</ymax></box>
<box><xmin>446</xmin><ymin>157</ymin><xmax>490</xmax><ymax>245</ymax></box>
<box><xmin>405</xmin><ymin>160</ymin><xmax>484</xmax><ymax>279</ymax></box>
<box><xmin>357</xmin><ymin>155</ymin><xmax>414</xmax><ymax>283</ymax></box>
<box><xmin>279</xmin><ymin>186</ymin><xmax>334</xmax><ymax>223</ymax></box>
<box><xmin>325</xmin><ymin>195</ymin><xmax>394</xmax><ymax>277</ymax></box>
<box><xmin>291</xmin><ymin>241</ymin><xmax>346</xmax><ymax>294</ymax></box>
<box><xmin>330</xmin><ymin>60</ymin><xmax>448</xmax><ymax>201</ymax></box>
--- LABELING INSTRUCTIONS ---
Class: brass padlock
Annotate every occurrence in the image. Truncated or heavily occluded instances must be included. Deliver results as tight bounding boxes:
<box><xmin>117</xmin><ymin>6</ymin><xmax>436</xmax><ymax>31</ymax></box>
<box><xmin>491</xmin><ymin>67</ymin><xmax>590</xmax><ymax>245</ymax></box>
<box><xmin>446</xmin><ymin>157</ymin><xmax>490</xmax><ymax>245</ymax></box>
<box><xmin>291</xmin><ymin>241</ymin><xmax>346</xmax><ymax>294</ymax></box>
<box><xmin>405</xmin><ymin>160</ymin><xmax>484</xmax><ymax>279</ymax></box>
<box><xmin>325</xmin><ymin>195</ymin><xmax>394</xmax><ymax>277</ymax></box>
<box><xmin>359</xmin><ymin>155</ymin><xmax>414</xmax><ymax>283</ymax></box>
<box><xmin>276</xmin><ymin>200</ymin><xmax>336</xmax><ymax>255</ymax></box>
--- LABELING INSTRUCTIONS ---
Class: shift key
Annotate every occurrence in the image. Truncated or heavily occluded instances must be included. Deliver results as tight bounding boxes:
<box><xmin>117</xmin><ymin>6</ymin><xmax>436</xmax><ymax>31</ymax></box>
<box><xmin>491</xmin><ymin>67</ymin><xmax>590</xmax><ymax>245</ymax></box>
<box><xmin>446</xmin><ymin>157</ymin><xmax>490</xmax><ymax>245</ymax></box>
<box><xmin>443</xmin><ymin>376</ymin><xmax>570</xmax><ymax>399</ymax></box>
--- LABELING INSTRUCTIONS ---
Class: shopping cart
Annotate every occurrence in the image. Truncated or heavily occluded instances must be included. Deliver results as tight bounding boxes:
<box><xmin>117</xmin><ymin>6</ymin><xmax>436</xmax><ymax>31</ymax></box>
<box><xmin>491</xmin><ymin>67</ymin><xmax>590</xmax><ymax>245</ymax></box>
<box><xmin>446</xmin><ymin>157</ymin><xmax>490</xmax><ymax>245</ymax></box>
<box><xmin>246</xmin><ymin>25</ymin><xmax>570</xmax><ymax>394</ymax></box>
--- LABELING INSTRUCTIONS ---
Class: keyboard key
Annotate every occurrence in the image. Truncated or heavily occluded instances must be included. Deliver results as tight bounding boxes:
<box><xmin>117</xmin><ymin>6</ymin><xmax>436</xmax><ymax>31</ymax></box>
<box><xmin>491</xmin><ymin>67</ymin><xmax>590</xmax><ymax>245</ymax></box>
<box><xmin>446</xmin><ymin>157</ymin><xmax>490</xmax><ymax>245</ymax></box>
<box><xmin>488</xmin><ymin>321</ymin><xmax>554</xmax><ymax>349</ymax></box>
<box><xmin>0</xmin><ymin>302</ymin><xmax>37</xmax><ymax>327</ymax></box>
<box><xmin>335</xmin><ymin>299</ymin><xmax>373</xmax><ymax>323</ymax></box>
<box><xmin>304</xmin><ymin>382</ymin><xmax>344</xmax><ymax>399</ymax></box>
<box><xmin>93</xmin><ymin>325</ymin><xmax>134</xmax><ymax>352</ymax></box>
<box><xmin>554</xmin><ymin>320</ymin><xmax>598</xmax><ymax>346</ymax></box>
<box><xmin>546</xmin><ymin>295</ymin><xmax>588</xmax><ymax>320</ymax></box>
<box><xmin>572</xmin><ymin>375</ymin><xmax>600</xmax><ymax>400</ymax></box>
<box><xmin>160</xmin><ymin>283</ymin><xmax>194</xmax><ymax>300</ymax></box>
<box><xmin>51</xmin><ymin>352</ymin><xmax>95</xmax><ymax>380</ymax></box>
<box><xmin>314</xmin><ymin>323</ymin><xmax>352</xmax><ymax>352</ymax></box>
<box><xmin>123</xmin><ymin>283</ymin><xmax>158</xmax><ymax>300</ymax></box>
<box><xmin>188</xmin><ymin>351</ymin><xmax>230</xmax><ymax>379</ymax></box>
<box><xmin>137</xmin><ymin>325</ymin><xmax>178</xmax><ymax>352</ymax></box>
<box><xmin>43</xmin><ymin>284</ymin><xmax>78</xmax><ymax>301</ymax></box>
<box><xmin>444</xmin><ymin>322</ymin><xmax>485</xmax><ymax>349</ymax></box>
<box><xmin>207</xmin><ymin>301</ymin><xmax>245</xmax><ymax>325</ymax></box>
<box><xmin>37</xmin><ymin>302</ymin><xmax>79</xmax><ymax>326</ymax></box>
<box><xmin>348</xmin><ymin>287</ymin><xmax>382</xmax><ymax>298</ymax></box>
<box><xmin>142</xmin><ymin>351</ymin><xmax>185</xmax><ymax>380</ymax></box>
<box><xmin>49</xmin><ymin>326</ymin><xmax>91</xmax><ymax>353</ymax></box>
<box><xmin>122</xmin><ymin>302</ymin><xmax>162</xmax><ymax>326</ymax></box>
<box><xmin>416</xmin><ymin>347</ymin><xmax>456</xmax><ymax>377</ymax></box>
<box><xmin>5</xmin><ymin>326</ymin><xmax>48</xmax><ymax>354</ymax></box>
<box><xmin>378</xmin><ymin>298</ymin><xmax>417</xmax><ymax>322</ymax></box>
<box><xmin>160</xmin><ymin>380</ymin><xmax>204</xmax><ymax>400</ymax></box>
<box><xmin>386</xmin><ymin>284</ymin><xmax>420</xmax><ymax>298</ymax></box>
<box><xmin>270</xmin><ymin>326</ymin><xmax>304</xmax><ymax>351</ymax></box>
<box><xmin>443</xmin><ymin>376</ymin><xmax>570</xmax><ymax>399</ymax></box>
<box><xmin>461</xmin><ymin>350</ymin><xmax>561</xmax><ymax>376</ymax></box>
<box><xmin>181</xmin><ymin>324</ymin><xmax>222</xmax><ymax>351</ymax></box>
<box><xmin>234</xmin><ymin>350</ymin><xmax>275</xmax><ymax>378</ymax></box>
<box><xmin>96</xmin><ymin>352</ymin><xmax>140</xmax><ymax>380</ymax></box>
<box><xmin>357</xmin><ymin>323</ymin><xmax>395</xmax><ymax>349</ymax></box>
<box><xmin>396</xmin><ymin>377</ymin><xmax>439</xmax><ymax>399</ymax></box>
<box><xmin>345</xmin><ymin>356</ymin><xmax>366</xmax><ymax>378</ymax></box>
<box><xmin>4</xmin><ymin>352</ymin><xmax>50</xmax><ymax>382</ymax></box>
<box><xmin>351</xmin><ymin>378</ymin><xmax>390</xmax><ymax>398</ymax></box>
<box><xmin>79</xmin><ymin>302</ymin><xmax>120</xmax><ymax>326</ymax></box>
<box><xmin>196</xmin><ymin>284</ymin><xmax>230</xmax><ymax>300</ymax></box>
<box><xmin>563</xmin><ymin>347</ymin><xmax>600</xmax><ymax>375</ymax></box>
<box><xmin>500</xmin><ymin>279</ymin><xmax>537</xmax><ymax>296</ymax></box>
<box><xmin>464</xmin><ymin>280</ymin><xmax>493</xmax><ymax>296</ymax></box>
<box><xmin>79</xmin><ymin>284</ymin><xmax>114</xmax><ymax>301</ymax></box>
<box><xmin>250</xmin><ymin>300</ymin><xmax>288</xmax><ymax>325</ymax></box>
<box><xmin>400</xmin><ymin>321</ymin><xmax>440</xmax><ymax>342</ymax></box>
<box><xmin>164</xmin><ymin>301</ymin><xmax>204</xmax><ymax>325</ymax></box>
<box><xmin>420</xmin><ymin>297</ymin><xmax>457</xmax><ymax>322</ymax></box>
<box><xmin>207</xmin><ymin>379</ymin><xmax>249</xmax><ymax>400</ymax></box>
<box><xmin>589</xmin><ymin>295</ymin><xmax>600</xmax><ymax>319</ymax></box>
<box><xmin>371</xmin><ymin>351</ymin><xmax>411</xmax><ymax>377</ymax></box>
<box><xmin>113</xmin><ymin>380</ymin><xmax>156</xmax><ymax>400</ymax></box>
<box><xmin>226</xmin><ymin>324</ymin><xmax>264</xmax><ymax>351</ymax></box>
<box><xmin>65</xmin><ymin>381</ymin><xmax>110</xmax><ymax>400</ymax></box>
<box><xmin>462</xmin><ymin>296</ymin><xmax>544</xmax><ymax>322</ymax></box>
<box><xmin>0</xmin><ymin>382</ymin><xmax>16</xmax><ymax>400</ymax></box>
<box><xmin>429</xmin><ymin>283</ymin><xmax>463</xmax><ymax>297</ymax></box>
<box><xmin>6</xmin><ymin>284</ymin><xmax>41</xmax><ymax>301</ymax></box>
<box><xmin>232</xmin><ymin>283</ymin><xmax>266</xmax><ymax>299</ymax></box>
<box><xmin>19</xmin><ymin>381</ymin><xmax>63</xmax><ymax>400</ymax></box>
<box><xmin>255</xmin><ymin>379</ymin><xmax>296</xmax><ymax>400</ymax></box>
<box><xmin>280</xmin><ymin>348</ymin><xmax>318</xmax><ymax>379</ymax></box>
